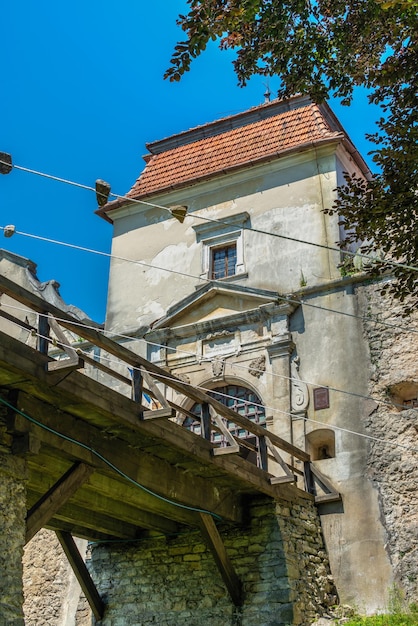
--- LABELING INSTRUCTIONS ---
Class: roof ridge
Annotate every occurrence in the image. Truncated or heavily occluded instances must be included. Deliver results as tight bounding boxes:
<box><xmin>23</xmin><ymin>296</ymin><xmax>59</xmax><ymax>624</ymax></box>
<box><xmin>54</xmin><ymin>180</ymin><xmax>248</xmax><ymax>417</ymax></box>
<box><xmin>146</xmin><ymin>94</ymin><xmax>313</xmax><ymax>155</ymax></box>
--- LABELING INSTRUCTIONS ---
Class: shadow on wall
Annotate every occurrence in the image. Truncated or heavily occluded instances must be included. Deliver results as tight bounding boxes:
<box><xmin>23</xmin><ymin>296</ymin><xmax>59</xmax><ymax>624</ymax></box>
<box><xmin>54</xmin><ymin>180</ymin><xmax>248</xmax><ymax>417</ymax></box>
<box><xmin>87</xmin><ymin>499</ymin><xmax>294</xmax><ymax>626</ymax></box>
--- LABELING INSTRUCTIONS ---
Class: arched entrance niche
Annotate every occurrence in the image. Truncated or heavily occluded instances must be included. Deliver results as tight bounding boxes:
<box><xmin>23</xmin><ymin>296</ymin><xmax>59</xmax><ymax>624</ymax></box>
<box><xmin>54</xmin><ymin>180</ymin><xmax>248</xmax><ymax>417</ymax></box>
<box><xmin>183</xmin><ymin>380</ymin><xmax>266</xmax><ymax>466</ymax></box>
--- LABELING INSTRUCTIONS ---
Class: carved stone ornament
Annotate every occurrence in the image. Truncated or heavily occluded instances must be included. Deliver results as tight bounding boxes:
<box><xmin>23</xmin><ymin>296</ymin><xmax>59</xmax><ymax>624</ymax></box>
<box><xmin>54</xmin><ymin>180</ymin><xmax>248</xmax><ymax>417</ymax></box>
<box><xmin>174</xmin><ymin>372</ymin><xmax>190</xmax><ymax>385</ymax></box>
<box><xmin>212</xmin><ymin>358</ymin><xmax>225</xmax><ymax>378</ymax></box>
<box><xmin>291</xmin><ymin>355</ymin><xmax>309</xmax><ymax>412</ymax></box>
<box><xmin>248</xmin><ymin>355</ymin><xmax>266</xmax><ymax>378</ymax></box>
<box><xmin>206</xmin><ymin>329</ymin><xmax>234</xmax><ymax>341</ymax></box>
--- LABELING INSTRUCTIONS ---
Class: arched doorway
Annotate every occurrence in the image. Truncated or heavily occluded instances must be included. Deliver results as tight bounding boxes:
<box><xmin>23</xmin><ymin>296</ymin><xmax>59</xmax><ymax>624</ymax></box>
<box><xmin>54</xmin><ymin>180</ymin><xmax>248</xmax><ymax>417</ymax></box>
<box><xmin>184</xmin><ymin>384</ymin><xmax>266</xmax><ymax>466</ymax></box>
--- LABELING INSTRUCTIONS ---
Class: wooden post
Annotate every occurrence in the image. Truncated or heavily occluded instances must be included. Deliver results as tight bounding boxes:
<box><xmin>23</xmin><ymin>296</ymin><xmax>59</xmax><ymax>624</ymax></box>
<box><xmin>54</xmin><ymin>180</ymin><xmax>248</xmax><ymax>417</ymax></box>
<box><xmin>56</xmin><ymin>531</ymin><xmax>105</xmax><ymax>622</ymax></box>
<box><xmin>304</xmin><ymin>461</ymin><xmax>315</xmax><ymax>495</ymax></box>
<box><xmin>201</xmin><ymin>402</ymin><xmax>211</xmax><ymax>441</ymax></box>
<box><xmin>198</xmin><ymin>513</ymin><xmax>242</xmax><ymax>606</ymax></box>
<box><xmin>131</xmin><ymin>367</ymin><xmax>143</xmax><ymax>404</ymax></box>
<box><xmin>37</xmin><ymin>312</ymin><xmax>50</xmax><ymax>355</ymax></box>
<box><xmin>258</xmin><ymin>435</ymin><xmax>268</xmax><ymax>471</ymax></box>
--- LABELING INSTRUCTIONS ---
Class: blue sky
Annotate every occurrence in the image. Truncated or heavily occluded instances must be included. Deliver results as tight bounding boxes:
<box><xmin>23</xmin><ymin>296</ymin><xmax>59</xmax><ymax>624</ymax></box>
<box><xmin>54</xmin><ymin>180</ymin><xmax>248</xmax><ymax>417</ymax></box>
<box><xmin>1</xmin><ymin>1</ymin><xmax>379</xmax><ymax>323</ymax></box>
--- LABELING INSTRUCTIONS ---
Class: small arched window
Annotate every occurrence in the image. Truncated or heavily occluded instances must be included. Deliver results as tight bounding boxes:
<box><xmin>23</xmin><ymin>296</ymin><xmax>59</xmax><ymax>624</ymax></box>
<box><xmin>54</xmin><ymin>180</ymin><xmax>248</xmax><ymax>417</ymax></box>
<box><xmin>184</xmin><ymin>385</ymin><xmax>266</xmax><ymax>464</ymax></box>
<box><xmin>306</xmin><ymin>429</ymin><xmax>336</xmax><ymax>460</ymax></box>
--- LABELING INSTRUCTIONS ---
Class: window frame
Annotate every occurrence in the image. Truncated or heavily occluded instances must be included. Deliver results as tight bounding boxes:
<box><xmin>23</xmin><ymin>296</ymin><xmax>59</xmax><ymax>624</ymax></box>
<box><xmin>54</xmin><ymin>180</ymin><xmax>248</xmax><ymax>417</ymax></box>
<box><xmin>200</xmin><ymin>230</ymin><xmax>245</xmax><ymax>280</ymax></box>
<box><xmin>210</xmin><ymin>242</ymin><xmax>238</xmax><ymax>280</ymax></box>
<box><xmin>192</xmin><ymin>211</ymin><xmax>249</xmax><ymax>281</ymax></box>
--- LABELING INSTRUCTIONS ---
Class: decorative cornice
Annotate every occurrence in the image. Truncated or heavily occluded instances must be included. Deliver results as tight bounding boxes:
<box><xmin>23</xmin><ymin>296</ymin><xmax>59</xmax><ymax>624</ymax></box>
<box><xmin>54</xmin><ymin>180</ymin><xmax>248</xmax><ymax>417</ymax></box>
<box><xmin>266</xmin><ymin>334</ymin><xmax>295</xmax><ymax>359</ymax></box>
<box><xmin>192</xmin><ymin>211</ymin><xmax>250</xmax><ymax>238</ymax></box>
<box><xmin>147</xmin><ymin>302</ymin><xmax>294</xmax><ymax>343</ymax></box>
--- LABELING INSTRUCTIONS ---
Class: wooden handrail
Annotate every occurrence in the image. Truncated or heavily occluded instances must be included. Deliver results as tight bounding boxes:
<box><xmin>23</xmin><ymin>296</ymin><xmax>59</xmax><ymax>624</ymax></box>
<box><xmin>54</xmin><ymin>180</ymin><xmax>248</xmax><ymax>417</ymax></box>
<box><xmin>0</xmin><ymin>273</ymin><xmax>310</xmax><ymax>464</ymax></box>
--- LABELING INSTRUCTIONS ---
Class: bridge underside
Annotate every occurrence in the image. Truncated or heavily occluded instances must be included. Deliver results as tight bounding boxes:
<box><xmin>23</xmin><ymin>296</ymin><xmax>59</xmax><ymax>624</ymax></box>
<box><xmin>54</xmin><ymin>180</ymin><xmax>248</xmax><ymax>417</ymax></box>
<box><xmin>0</xmin><ymin>331</ymin><xmax>310</xmax><ymax>543</ymax></box>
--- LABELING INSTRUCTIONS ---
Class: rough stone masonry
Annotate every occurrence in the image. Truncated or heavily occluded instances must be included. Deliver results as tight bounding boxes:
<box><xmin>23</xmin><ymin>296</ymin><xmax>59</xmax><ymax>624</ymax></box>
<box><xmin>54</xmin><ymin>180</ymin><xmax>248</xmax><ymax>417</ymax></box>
<box><xmin>358</xmin><ymin>282</ymin><xmax>418</xmax><ymax>604</ymax></box>
<box><xmin>87</xmin><ymin>496</ymin><xmax>336</xmax><ymax>626</ymax></box>
<box><xmin>0</xmin><ymin>411</ymin><xmax>27</xmax><ymax>626</ymax></box>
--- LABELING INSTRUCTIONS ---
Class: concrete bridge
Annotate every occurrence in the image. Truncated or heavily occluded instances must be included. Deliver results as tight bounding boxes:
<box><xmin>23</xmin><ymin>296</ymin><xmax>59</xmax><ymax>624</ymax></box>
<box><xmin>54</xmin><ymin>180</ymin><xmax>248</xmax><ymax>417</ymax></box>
<box><xmin>0</xmin><ymin>274</ymin><xmax>339</xmax><ymax>624</ymax></box>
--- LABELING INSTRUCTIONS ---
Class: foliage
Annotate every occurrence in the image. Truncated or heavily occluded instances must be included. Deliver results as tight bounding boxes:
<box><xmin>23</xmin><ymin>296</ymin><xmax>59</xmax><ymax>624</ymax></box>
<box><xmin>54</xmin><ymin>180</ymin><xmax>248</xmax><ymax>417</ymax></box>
<box><xmin>166</xmin><ymin>0</ymin><xmax>418</xmax><ymax>311</ymax></box>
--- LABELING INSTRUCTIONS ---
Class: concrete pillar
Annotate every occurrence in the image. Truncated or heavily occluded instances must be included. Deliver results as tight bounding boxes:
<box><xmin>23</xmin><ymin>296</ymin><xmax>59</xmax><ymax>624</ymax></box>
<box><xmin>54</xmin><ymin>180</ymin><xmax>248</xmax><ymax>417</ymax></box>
<box><xmin>0</xmin><ymin>447</ymin><xmax>27</xmax><ymax>624</ymax></box>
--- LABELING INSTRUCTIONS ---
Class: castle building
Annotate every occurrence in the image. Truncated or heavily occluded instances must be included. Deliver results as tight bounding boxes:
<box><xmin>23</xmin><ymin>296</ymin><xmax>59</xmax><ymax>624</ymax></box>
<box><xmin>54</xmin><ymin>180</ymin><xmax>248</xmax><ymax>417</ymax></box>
<box><xmin>3</xmin><ymin>95</ymin><xmax>416</xmax><ymax>626</ymax></box>
<box><xmin>96</xmin><ymin>95</ymin><xmax>402</xmax><ymax>614</ymax></box>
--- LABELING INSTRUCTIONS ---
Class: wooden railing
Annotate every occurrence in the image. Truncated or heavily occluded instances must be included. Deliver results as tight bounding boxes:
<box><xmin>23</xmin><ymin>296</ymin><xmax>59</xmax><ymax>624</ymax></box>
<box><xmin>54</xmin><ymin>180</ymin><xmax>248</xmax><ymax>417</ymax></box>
<box><xmin>0</xmin><ymin>273</ymin><xmax>340</xmax><ymax>501</ymax></box>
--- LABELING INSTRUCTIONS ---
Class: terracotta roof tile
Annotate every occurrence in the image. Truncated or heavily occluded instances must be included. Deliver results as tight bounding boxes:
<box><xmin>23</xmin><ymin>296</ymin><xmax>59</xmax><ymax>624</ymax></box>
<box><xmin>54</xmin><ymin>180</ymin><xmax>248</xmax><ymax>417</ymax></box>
<box><xmin>97</xmin><ymin>97</ymin><xmax>360</xmax><ymax>221</ymax></box>
<box><xmin>126</xmin><ymin>100</ymin><xmax>340</xmax><ymax>200</ymax></box>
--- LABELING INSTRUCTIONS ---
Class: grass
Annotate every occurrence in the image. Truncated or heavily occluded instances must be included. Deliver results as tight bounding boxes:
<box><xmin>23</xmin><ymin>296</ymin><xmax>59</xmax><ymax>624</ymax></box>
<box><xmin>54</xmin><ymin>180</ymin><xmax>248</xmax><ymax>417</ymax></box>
<box><xmin>338</xmin><ymin>594</ymin><xmax>418</xmax><ymax>626</ymax></box>
<box><xmin>343</xmin><ymin>616</ymin><xmax>418</xmax><ymax>626</ymax></box>
<box><xmin>332</xmin><ymin>587</ymin><xmax>418</xmax><ymax>626</ymax></box>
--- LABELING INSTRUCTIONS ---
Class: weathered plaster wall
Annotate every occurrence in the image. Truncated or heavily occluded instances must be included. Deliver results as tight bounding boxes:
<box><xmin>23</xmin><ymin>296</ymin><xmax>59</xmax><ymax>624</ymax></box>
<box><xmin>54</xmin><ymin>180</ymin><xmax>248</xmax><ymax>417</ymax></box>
<box><xmin>88</xmin><ymin>497</ymin><xmax>335</xmax><ymax>626</ymax></box>
<box><xmin>357</xmin><ymin>283</ymin><xmax>418</xmax><ymax>604</ymax></box>
<box><xmin>105</xmin><ymin>147</ymin><xmax>342</xmax><ymax>334</ymax></box>
<box><xmin>289</xmin><ymin>285</ymin><xmax>394</xmax><ymax>612</ymax></box>
<box><xmin>144</xmin><ymin>279</ymin><xmax>396</xmax><ymax>612</ymax></box>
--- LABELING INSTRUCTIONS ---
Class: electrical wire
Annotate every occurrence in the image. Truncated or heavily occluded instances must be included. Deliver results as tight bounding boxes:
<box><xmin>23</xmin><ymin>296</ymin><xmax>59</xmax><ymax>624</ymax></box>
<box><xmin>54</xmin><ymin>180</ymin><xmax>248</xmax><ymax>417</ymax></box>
<box><xmin>5</xmin><ymin>313</ymin><xmax>417</xmax><ymax>454</ymax></box>
<box><xmin>276</xmin><ymin>295</ymin><xmax>418</xmax><ymax>334</ymax></box>
<box><xmin>2</xmin><ymin>300</ymin><xmax>417</xmax><ymax>414</ymax></box>
<box><xmin>79</xmin><ymin>347</ymin><xmax>418</xmax><ymax>455</ymax></box>
<box><xmin>0</xmin><ymin>395</ymin><xmax>223</xmax><ymax>521</ymax></box>
<box><xmin>1</xmin><ymin>159</ymin><xmax>418</xmax><ymax>274</ymax></box>
<box><xmin>0</xmin><ymin>227</ymin><xmax>417</xmax><ymax>337</ymax></box>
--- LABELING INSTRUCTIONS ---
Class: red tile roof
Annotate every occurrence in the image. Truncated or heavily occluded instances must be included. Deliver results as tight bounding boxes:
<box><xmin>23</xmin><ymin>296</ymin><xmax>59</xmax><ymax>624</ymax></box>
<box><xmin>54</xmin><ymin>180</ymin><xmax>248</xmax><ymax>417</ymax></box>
<box><xmin>97</xmin><ymin>96</ymin><xmax>360</xmax><ymax>220</ymax></box>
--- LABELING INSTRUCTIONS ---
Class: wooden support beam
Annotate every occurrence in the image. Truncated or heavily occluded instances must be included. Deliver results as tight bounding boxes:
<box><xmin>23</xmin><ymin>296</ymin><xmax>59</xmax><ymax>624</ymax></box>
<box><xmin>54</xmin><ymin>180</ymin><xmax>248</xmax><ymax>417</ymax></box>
<box><xmin>141</xmin><ymin>368</ymin><xmax>171</xmax><ymax>409</ymax></box>
<box><xmin>310</xmin><ymin>464</ymin><xmax>342</xmax><ymax>504</ymax></box>
<box><xmin>56</xmin><ymin>531</ymin><xmax>105</xmax><ymax>622</ymax></box>
<box><xmin>26</xmin><ymin>462</ymin><xmax>94</xmax><ymax>544</ymax></box>
<box><xmin>26</xmin><ymin>460</ymin><xmax>183</xmax><ymax>535</ymax></box>
<box><xmin>12</xmin><ymin>432</ymin><xmax>41</xmax><ymax>456</ymax></box>
<box><xmin>211</xmin><ymin>419</ymin><xmax>240</xmax><ymax>454</ymax></box>
<box><xmin>11</xmin><ymin>392</ymin><xmax>243</xmax><ymax>524</ymax></box>
<box><xmin>266</xmin><ymin>437</ymin><xmax>296</xmax><ymax>485</ymax></box>
<box><xmin>198</xmin><ymin>513</ymin><xmax>242</xmax><ymax>607</ymax></box>
<box><xmin>47</xmin><ymin>316</ymin><xmax>83</xmax><ymax>373</ymax></box>
<box><xmin>142</xmin><ymin>407</ymin><xmax>176</xmax><ymax>420</ymax></box>
<box><xmin>41</xmin><ymin>494</ymin><xmax>145</xmax><ymax>540</ymax></box>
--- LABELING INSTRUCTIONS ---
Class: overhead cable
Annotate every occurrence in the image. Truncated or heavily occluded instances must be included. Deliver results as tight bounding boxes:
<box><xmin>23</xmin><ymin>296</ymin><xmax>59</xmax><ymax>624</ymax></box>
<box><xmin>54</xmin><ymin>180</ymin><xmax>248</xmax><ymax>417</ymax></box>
<box><xmin>0</xmin><ymin>227</ymin><xmax>416</xmax><ymax>336</ymax></box>
<box><xmin>1</xmin><ymin>158</ymin><xmax>418</xmax><ymax>274</ymax></box>
<box><xmin>6</xmin><ymin>316</ymin><xmax>418</xmax><ymax>453</ymax></box>
<box><xmin>2</xmin><ymin>300</ymin><xmax>417</xmax><ymax>414</ymax></box>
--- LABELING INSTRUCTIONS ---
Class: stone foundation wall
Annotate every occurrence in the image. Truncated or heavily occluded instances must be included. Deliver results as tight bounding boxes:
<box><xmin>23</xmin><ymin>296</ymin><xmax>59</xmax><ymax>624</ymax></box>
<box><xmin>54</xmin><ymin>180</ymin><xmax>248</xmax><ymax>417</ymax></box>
<box><xmin>0</xmin><ymin>450</ymin><xmax>27</xmax><ymax>626</ymax></box>
<box><xmin>358</xmin><ymin>283</ymin><xmax>418</xmax><ymax>602</ymax></box>
<box><xmin>88</xmin><ymin>496</ymin><xmax>335</xmax><ymax>626</ymax></box>
<box><xmin>22</xmin><ymin>529</ymin><xmax>89</xmax><ymax>626</ymax></box>
<box><xmin>0</xmin><ymin>399</ymin><xmax>27</xmax><ymax>626</ymax></box>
